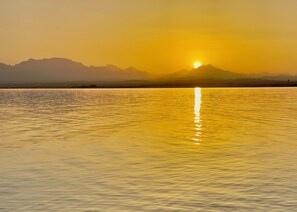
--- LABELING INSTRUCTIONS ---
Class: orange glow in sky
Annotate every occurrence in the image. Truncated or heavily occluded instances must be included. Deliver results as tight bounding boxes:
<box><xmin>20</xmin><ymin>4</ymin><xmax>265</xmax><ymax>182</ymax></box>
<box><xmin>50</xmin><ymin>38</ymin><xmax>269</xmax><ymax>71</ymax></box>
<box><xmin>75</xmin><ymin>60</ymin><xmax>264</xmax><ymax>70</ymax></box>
<box><xmin>0</xmin><ymin>0</ymin><xmax>297</xmax><ymax>75</ymax></box>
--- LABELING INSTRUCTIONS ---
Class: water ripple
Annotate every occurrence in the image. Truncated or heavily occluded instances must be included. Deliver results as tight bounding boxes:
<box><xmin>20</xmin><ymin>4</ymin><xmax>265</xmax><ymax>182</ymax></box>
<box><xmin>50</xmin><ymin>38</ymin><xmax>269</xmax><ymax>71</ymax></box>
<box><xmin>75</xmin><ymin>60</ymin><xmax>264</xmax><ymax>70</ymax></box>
<box><xmin>0</xmin><ymin>88</ymin><xmax>296</xmax><ymax>211</ymax></box>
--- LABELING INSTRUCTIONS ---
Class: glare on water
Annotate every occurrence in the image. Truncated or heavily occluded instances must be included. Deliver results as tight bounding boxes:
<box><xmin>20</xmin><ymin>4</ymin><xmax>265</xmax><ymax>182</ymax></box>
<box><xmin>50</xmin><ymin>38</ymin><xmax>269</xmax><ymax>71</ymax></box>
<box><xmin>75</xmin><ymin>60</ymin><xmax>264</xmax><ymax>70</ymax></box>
<box><xmin>193</xmin><ymin>88</ymin><xmax>202</xmax><ymax>144</ymax></box>
<box><xmin>0</xmin><ymin>88</ymin><xmax>296</xmax><ymax>211</ymax></box>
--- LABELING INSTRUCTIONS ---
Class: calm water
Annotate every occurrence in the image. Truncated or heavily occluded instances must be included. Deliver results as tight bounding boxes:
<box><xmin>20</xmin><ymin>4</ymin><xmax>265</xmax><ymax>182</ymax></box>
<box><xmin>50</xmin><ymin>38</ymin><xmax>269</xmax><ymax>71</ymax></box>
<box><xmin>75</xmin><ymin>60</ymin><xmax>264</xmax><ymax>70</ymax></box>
<box><xmin>0</xmin><ymin>88</ymin><xmax>296</xmax><ymax>211</ymax></box>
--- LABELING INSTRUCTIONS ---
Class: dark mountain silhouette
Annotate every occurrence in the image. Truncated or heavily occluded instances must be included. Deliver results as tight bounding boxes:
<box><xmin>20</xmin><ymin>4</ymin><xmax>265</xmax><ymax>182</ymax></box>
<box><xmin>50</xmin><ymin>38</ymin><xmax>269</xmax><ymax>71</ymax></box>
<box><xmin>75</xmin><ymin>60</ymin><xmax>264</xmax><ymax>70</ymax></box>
<box><xmin>163</xmin><ymin>64</ymin><xmax>297</xmax><ymax>82</ymax></box>
<box><xmin>189</xmin><ymin>65</ymin><xmax>244</xmax><ymax>79</ymax></box>
<box><xmin>164</xmin><ymin>64</ymin><xmax>245</xmax><ymax>80</ymax></box>
<box><xmin>0</xmin><ymin>58</ymin><xmax>152</xmax><ymax>83</ymax></box>
<box><xmin>0</xmin><ymin>58</ymin><xmax>296</xmax><ymax>87</ymax></box>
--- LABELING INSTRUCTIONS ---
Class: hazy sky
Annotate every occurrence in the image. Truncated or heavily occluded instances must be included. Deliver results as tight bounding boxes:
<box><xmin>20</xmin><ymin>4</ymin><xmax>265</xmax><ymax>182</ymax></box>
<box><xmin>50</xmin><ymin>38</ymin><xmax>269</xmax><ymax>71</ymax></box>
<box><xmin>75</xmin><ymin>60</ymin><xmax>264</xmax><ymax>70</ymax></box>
<box><xmin>1</xmin><ymin>0</ymin><xmax>297</xmax><ymax>74</ymax></box>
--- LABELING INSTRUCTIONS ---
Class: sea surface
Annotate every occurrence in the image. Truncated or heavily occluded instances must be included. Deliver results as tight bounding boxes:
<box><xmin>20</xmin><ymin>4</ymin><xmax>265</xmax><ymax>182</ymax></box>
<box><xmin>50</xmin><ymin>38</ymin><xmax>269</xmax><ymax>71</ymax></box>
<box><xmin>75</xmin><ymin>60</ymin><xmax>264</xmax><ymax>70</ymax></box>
<box><xmin>0</xmin><ymin>88</ymin><xmax>296</xmax><ymax>211</ymax></box>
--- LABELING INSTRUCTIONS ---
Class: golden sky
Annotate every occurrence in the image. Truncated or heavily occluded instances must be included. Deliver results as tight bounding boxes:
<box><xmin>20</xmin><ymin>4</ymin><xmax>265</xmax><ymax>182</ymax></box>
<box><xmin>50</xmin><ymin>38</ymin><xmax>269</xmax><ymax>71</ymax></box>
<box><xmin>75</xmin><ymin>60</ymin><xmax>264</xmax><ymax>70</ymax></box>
<box><xmin>1</xmin><ymin>0</ymin><xmax>297</xmax><ymax>74</ymax></box>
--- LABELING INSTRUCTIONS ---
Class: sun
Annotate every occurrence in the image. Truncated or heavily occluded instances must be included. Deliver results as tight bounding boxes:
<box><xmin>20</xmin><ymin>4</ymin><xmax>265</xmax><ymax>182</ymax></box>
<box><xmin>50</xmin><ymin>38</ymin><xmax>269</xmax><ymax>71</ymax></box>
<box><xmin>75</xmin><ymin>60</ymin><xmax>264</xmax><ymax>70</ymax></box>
<box><xmin>194</xmin><ymin>61</ymin><xmax>202</xmax><ymax>69</ymax></box>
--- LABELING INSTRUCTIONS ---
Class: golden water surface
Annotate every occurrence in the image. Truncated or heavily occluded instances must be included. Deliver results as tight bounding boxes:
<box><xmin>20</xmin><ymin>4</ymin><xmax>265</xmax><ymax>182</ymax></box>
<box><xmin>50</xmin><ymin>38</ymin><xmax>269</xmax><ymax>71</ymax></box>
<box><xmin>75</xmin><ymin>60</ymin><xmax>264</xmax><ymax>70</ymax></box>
<box><xmin>0</xmin><ymin>88</ymin><xmax>296</xmax><ymax>211</ymax></box>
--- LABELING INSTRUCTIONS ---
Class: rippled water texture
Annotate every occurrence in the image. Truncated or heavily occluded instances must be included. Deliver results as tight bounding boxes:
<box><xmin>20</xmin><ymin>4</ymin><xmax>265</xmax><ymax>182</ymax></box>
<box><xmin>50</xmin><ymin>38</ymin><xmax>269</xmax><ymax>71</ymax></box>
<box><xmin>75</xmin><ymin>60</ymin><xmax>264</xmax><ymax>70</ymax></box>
<box><xmin>0</xmin><ymin>88</ymin><xmax>296</xmax><ymax>211</ymax></box>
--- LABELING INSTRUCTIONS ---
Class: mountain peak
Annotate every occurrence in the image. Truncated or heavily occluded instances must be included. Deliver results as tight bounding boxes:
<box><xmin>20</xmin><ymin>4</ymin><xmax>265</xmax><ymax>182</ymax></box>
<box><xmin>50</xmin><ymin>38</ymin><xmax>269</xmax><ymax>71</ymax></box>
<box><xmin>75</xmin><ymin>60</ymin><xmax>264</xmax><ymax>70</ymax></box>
<box><xmin>125</xmin><ymin>66</ymin><xmax>137</xmax><ymax>71</ymax></box>
<box><xmin>189</xmin><ymin>64</ymin><xmax>243</xmax><ymax>79</ymax></box>
<box><xmin>15</xmin><ymin>57</ymin><xmax>86</xmax><ymax>68</ymax></box>
<box><xmin>165</xmin><ymin>64</ymin><xmax>244</xmax><ymax>80</ymax></box>
<box><xmin>104</xmin><ymin>64</ymin><xmax>122</xmax><ymax>70</ymax></box>
<box><xmin>193</xmin><ymin>64</ymin><xmax>216</xmax><ymax>71</ymax></box>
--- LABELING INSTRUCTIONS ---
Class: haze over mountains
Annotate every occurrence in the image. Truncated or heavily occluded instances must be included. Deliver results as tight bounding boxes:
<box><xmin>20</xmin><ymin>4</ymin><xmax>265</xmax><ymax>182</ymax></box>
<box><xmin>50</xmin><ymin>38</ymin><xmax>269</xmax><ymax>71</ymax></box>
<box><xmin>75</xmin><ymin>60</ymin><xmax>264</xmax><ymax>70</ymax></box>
<box><xmin>0</xmin><ymin>58</ymin><xmax>151</xmax><ymax>83</ymax></box>
<box><xmin>0</xmin><ymin>58</ymin><xmax>296</xmax><ymax>87</ymax></box>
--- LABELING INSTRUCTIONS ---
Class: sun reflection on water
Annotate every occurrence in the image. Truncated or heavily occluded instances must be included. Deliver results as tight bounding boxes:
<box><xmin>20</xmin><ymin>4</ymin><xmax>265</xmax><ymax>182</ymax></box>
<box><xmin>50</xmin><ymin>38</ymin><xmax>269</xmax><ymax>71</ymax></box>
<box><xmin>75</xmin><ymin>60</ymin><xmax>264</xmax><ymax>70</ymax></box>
<box><xmin>193</xmin><ymin>88</ymin><xmax>202</xmax><ymax>144</ymax></box>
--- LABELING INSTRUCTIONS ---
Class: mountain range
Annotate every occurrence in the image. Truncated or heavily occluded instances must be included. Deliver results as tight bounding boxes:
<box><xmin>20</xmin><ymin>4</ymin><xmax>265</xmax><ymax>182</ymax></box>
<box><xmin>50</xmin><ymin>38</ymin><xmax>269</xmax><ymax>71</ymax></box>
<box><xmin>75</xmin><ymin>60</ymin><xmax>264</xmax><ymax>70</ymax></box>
<box><xmin>0</xmin><ymin>58</ymin><xmax>296</xmax><ymax>87</ymax></box>
<box><xmin>0</xmin><ymin>58</ymin><xmax>151</xmax><ymax>83</ymax></box>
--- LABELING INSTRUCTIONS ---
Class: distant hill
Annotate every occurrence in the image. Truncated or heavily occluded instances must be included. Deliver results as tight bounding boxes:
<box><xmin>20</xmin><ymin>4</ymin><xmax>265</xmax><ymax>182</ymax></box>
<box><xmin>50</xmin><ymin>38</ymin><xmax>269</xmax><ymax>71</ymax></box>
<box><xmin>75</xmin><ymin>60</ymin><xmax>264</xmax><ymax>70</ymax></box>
<box><xmin>0</xmin><ymin>58</ymin><xmax>152</xmax><ymax>83</ymax></box>
<box><xmin>164</xmin><ymin>64</ymin><xmax>245</xmax><ymax>80</ymax></box>
<box><xmin>189</xmin><ymin>65</ymin><xmax>245</xmax><ymax>79</ymax></box>
<box><xmin>163</xmin><ymin>64</ymin><xmax>297</xmax><ymax>81</ymax></box>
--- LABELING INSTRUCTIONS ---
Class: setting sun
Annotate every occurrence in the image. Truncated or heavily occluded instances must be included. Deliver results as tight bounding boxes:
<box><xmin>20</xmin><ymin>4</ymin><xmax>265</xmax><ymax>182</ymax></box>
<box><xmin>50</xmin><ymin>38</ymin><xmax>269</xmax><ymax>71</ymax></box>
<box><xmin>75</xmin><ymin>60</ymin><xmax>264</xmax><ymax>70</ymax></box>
<box><xmin>194</xmin><ymin>61</ymin><xmax>202</xmax><ymax>69</ymax></box>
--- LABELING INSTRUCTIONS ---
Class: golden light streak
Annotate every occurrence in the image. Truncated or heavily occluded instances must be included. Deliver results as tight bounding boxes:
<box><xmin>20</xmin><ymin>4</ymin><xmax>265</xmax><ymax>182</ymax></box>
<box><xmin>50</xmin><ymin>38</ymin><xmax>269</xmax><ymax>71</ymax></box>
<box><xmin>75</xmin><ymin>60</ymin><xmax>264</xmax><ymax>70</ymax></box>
<box><xmin>193</xmin><ymin>87</ymin><xmax>202</xmax><ymax>144</ymax></box>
